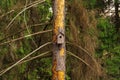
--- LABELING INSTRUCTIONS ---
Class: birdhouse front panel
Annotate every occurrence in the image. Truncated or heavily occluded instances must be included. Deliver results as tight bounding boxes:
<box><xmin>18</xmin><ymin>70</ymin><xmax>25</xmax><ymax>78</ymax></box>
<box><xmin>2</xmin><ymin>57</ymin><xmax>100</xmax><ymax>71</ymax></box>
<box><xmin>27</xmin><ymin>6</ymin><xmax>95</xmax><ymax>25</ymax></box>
<box><xmin>57</xmin><ymin>34</ymin><xmax>64</xmax><ymax>44</ymax></box>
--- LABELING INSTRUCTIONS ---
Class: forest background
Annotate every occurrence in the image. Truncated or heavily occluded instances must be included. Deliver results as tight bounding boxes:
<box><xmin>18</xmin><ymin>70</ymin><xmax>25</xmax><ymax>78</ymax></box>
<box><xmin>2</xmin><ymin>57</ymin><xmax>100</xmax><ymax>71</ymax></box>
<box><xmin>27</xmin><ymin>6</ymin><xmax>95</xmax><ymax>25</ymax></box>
<box><xmin>0</xmin><ymin>0</ymin><xmax>120</xmax><ymax>80</ymax></box>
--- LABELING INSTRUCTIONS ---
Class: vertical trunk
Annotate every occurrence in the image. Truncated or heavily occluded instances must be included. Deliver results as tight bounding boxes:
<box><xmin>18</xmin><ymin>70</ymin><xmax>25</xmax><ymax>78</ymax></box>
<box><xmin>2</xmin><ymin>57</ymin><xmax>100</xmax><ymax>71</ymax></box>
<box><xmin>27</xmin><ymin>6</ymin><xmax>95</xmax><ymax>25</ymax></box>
<box><xmin>114</xmin><ymin>0</ymin><xmax>119</xmax><ymax>31</ymax></box>
<box><xmin>52</xmin><ymin>0</ymin><xmax>66</xmax><ymax>80</ymax></box>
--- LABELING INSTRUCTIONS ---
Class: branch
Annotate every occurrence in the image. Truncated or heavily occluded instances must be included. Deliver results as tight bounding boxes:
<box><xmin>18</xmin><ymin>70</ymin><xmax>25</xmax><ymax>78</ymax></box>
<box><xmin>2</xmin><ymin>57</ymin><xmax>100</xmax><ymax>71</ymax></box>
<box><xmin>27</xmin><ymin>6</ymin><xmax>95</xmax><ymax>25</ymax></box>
<box><xmin>0</xmin><ymin>51</ymin><xmax>51</xmax><ymax>75</ymax></box>
<box><xmin>0</xmin><ymin>21</ymin><xmax>51</xmax><ymax>42</ymax></box>
<box><xmin>0</xmin><ymin>30</ymin><xmax>52</xmax><ymax>46</ymax></box>
<box><xmin>23</xmin><ymin>0</ymin><xmax>38</xmax><ymax>48</ymax></box>
<box><xmin>66</xmin><ymin>42</ymin><xmax>98</xmax><ymax>65</ymax></box>
<box><xmin>0</xmin><ymin>10</ymin><xmax>15</xmax><ymax>19</ymax></box>
<box><xmin>67</xmin><ymin>51</ymin><xmax>97</xmax><ymax>74</ymax></box>
<box><xmin>5</xmin><ymin>0</ymin><xmax>45</xmax><ymax>31</ymax></box>
<box><xmin>0</xmin><ymin>42</ymin><xmax>52</xmax><ymax>76</ymax></box>
<box><xmin>31</xmin><ymin>21</ymin><xmax>51</xmax><ymax>27</ymax></box>
<box><xmin>20</xmin><ymin>51</ymin><xmax>51</xmax><ymax>64</ymax></box>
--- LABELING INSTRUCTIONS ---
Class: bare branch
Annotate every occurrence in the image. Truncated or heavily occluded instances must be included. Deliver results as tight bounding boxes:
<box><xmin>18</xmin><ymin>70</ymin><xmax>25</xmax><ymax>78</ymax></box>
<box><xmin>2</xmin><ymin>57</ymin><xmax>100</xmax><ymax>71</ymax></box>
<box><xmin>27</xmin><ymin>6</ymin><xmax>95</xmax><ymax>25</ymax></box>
<box><xmin>0</xmin><ymin>21</ymin><xmax>51</xmax><ymax>42</ymax></box>
<box><xmin>20</xmin><ymin>51</ymin><xmax>51</xmax><ymax>64</ymax></box>
<box><xmin>67</xmin><ymin>51</ymin><xmax>97</xmax><ymax>74</ymax></box>
<box><xmin>0</xmin><ymin>51</ymin><xmax>51</xmax><ymax>74</ymax></box>
<box><xmin>0</xmin><ymin>42</ymin><xmax>52</xmax><ymax>76</ymax></box>
<box><xmin>5</xmin><ymin>0</ymin><xmax>45</xmax><ymax>31</ymax></box>
<box><xmin>23</xmin><ymin>0</ymin><xmax>38</xmax><ymax>48</ymax></box>
<box><xmin>66</xmin><ymin>42</ymin><xmax>98</xmax><ymax>65</ymax></box>
<box><xmin>0</xmin><ymin>10</ymin><xmax>15</xmax><ymax>19</ymax></box>
<box><xmin>0</xmin><ymin>30</ymin><xmax>52</xmax><ymax>46</ymax></box>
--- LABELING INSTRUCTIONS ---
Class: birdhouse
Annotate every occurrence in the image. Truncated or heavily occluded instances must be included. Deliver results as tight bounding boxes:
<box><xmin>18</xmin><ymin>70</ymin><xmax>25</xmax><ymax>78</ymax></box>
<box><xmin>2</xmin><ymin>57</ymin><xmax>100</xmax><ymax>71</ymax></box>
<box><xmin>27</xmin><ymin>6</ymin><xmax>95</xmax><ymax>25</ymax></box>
<box><xmin>57</xmin><ymin>33</ymin><xmax>64</xmax><ymax>44</ymax></box>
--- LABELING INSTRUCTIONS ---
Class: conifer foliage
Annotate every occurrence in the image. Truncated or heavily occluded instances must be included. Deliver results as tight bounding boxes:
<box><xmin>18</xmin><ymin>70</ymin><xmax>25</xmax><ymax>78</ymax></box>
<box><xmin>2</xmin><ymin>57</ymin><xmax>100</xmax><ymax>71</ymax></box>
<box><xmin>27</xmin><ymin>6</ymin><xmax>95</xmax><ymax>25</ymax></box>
<box><xmin>0</xmin><ymin>0</ymin><xmax>119</xmax><ymax>80</ymax></box>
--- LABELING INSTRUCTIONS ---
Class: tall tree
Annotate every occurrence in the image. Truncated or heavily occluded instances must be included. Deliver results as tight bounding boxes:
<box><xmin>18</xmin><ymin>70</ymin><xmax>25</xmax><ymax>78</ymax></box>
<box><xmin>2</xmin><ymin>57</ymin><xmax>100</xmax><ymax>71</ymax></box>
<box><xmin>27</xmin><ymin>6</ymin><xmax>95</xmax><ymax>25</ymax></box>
<box><xmin>114</xmin><ymin>0</ymin><xmax>120</xmax><ymax>31</ymax></box>
<box><xmin>52</xmin><ymin>0</ymin><xmax>66</xmax><ymax>80</ymax></box>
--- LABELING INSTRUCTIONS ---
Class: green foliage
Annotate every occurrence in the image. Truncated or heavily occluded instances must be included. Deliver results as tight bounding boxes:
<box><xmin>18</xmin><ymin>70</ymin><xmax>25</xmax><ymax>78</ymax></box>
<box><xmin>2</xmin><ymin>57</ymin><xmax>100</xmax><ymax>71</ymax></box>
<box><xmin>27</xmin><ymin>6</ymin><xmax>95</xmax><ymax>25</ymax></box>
<box><xmin>97</xmin><ymin>18</ymin><xmax>120</xmax><ymax>79</ymax></box>
<box><xmin>84</xmin><ymin>0</ymin><xmax>97</xmax><ymax>9</ymax></box>
<box><xmin>38</xmin><ymin>0</ymin><xmax>52</xmax><ymax>22</ymax></box>
<box><xmin>66</xmin><ymin>75</ymin><xmax>71</xmax><ymax>80</ymax></box>
<box><xmin>0</xmin><ymin>0</ymin><xmax>16</xmax><ymax>11</ymax></box>
<box><xmin>27</xmin><ymin>70</ymin><xmax>38</xmax><ymax>80</ymax></box>
<box><xmin>97</xmin><ymin>18</ymin><xmax>117</xmax><ymax>51</ymax></box>
<box><xmin>38</xmin><ymin>58</ymin><xmax>52</xmax><ymax>80</ymax></box>
<box><xmin>0</xmin><ymin>0</ymin><xmax>120</xmax><ymax>80</ymax></box>
<box><xmin>95</xmin><ymin>0</ymin><xmax>106</xmax><ymax>10</ymax></box>
<box><xmin>105</xmin><ymin>55</ymin><xmax>120</xmax><ymax>80</ymax></box>
<box><xmin>17</xmin><ymin>40</ymin><xmax>31</xmax><ymax>57</ymax></box>
<box><xmin>19</xmin><ymin>63</ymin><xmax>27</xmax><ymax>73</ymax></box>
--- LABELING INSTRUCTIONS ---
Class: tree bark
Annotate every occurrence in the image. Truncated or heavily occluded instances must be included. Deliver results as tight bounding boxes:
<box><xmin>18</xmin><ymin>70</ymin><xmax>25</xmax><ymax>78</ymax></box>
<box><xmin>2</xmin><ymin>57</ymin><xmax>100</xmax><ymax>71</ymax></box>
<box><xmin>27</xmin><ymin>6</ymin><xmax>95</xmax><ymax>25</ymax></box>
<box><xmin>114</xmin><ymin>0</ymin><xmax>120</xmax><ymax>31</ymax></box>
<box><xmin>52</xmin><ymin>0</ymin><xmax>66</xmax><ymax>80</ymax></box>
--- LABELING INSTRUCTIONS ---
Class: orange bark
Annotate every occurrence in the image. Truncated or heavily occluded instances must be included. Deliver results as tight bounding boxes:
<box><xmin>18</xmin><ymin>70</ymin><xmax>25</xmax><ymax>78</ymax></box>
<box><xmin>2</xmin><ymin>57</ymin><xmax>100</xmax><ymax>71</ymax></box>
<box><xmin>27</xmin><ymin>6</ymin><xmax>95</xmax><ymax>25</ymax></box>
<box><xmin>52</xmin><ymin>0</ymin><xmax>65</xmax><ymax>80</ymax></box>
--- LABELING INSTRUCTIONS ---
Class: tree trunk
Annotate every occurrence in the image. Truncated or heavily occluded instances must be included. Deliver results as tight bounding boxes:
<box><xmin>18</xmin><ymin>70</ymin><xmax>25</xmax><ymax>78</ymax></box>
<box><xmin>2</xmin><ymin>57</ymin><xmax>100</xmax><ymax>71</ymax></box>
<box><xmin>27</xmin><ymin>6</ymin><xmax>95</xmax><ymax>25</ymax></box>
<box><xmin>52</xmin><ymin>0</ymin><xmax>66</xmax><ymax>80</ymax></box>
<box><xmin>114</xmin><ymin>0</ymin><xmax>120</xmax><ymax>31</ymax></box>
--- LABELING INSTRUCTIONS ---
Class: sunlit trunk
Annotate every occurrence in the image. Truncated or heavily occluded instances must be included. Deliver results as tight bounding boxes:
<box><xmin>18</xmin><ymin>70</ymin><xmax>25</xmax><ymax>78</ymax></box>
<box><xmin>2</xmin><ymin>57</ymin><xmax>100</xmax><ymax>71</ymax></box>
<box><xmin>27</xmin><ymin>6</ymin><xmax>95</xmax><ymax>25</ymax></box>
<box><xmin>52</xmin><ymin>0</ymin><xmax>66</xmax><ymax>80</ymax></box>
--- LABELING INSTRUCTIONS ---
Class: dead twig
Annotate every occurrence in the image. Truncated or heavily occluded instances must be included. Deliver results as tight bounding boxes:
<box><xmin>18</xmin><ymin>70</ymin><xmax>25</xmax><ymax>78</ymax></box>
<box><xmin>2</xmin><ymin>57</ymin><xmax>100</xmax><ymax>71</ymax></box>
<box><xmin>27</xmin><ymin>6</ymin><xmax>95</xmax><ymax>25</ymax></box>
<box><xmin>20</xmin><ymin>51</ymin><xmax>51</xmax><ymax>64</ymax></box>
<box><xmin>0</xmin><ymin>42</ymin><xmax>52</xmax><ymax>76</ymax></box>
<box><xmin>66</xmin><ymin>42</ymin><xmax>98</xmax><ymax>65</ymax></box>
<box><xmin>5</xmin><ymin>0</ymin><xmax>45</xmax><ymax>31</ymax></box>
<box><xmin>0</xmin><ymin>10</ymin><xmax>15</xmax><ymax>19</ymax></box>
<box><xmin>0</xmin><ymin>51</ymin><xmax>51</xmax><ymax>75</ymax></box>
<box><xmin>0</xmin><ymin>21</ymin><xmax>51</xmax><ymax>42</ymax></box>
<box><xmin>0</xmin><ymin>30</ymin><xmax>52</xmax><ymax>46</ymax></box>
<box><xmin>67</xmin><ymin>51</ymin><xmax>98</xmax><ymax>75</ymax></box>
